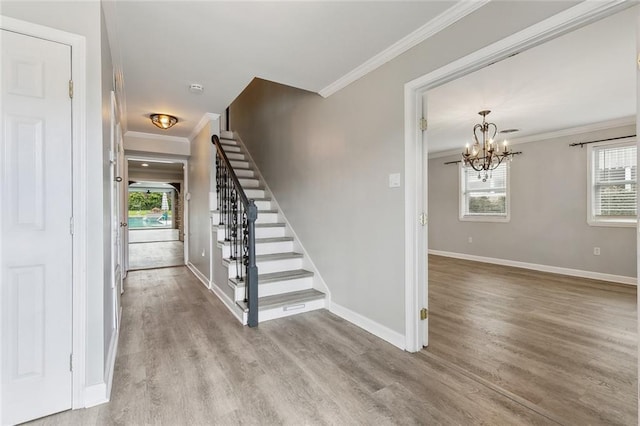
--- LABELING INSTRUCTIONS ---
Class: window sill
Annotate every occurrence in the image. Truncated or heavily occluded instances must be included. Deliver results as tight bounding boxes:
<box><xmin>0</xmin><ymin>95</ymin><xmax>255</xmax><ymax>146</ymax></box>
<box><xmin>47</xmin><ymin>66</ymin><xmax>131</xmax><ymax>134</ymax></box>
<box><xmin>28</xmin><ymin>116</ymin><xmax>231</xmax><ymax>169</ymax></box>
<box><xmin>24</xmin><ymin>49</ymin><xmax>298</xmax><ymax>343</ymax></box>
<box><xmin>587</xmin><ymin>218</ymin><xmax>637</xmax><ymax>228</ymax></box>
<box><xmin>459</xmin><ymin>215</ymin><xmax>510</xmax><ymax>223</ymax></box>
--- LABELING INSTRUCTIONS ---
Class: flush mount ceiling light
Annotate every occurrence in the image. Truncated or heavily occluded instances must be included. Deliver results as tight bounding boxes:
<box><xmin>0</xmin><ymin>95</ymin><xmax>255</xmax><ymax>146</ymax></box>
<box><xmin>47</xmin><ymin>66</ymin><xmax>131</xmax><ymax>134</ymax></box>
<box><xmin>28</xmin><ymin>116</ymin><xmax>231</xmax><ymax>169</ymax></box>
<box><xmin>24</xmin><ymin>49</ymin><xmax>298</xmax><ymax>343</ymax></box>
<box><xmin>150</xmin><ymin>113</ymin><xmax>178</xmax><ymax>130</ymax></box>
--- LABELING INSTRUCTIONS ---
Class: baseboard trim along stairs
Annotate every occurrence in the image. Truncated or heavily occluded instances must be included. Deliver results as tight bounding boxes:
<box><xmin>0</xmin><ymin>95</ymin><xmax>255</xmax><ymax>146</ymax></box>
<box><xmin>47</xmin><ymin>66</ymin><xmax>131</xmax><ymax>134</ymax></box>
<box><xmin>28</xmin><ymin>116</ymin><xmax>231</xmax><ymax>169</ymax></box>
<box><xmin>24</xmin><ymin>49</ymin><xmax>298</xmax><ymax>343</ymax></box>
<box><xmin>211</xmin><ymin>130</ymin><xmax>329</xmax><ymax>324</ymax></box>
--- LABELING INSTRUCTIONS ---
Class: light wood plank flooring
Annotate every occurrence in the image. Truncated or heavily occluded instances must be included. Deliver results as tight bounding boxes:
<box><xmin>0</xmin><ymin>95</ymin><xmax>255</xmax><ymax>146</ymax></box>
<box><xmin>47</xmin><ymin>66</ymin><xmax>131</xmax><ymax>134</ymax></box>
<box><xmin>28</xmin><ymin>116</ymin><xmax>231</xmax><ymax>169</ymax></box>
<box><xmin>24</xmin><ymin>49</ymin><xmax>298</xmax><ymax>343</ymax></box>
<box><xmin>128</xmin><ymin>241</ymin><xmax>184</xmax><ymax>270</ymax></box>
<box><xmin>426</xmin><ymin>255</ymin><xmax>637</xmax><ymax>425</ymax></box>
<box><xmin>30</xmin><ymin>266</ymin><xmax>564</xmax><ymax>425</ymax></box>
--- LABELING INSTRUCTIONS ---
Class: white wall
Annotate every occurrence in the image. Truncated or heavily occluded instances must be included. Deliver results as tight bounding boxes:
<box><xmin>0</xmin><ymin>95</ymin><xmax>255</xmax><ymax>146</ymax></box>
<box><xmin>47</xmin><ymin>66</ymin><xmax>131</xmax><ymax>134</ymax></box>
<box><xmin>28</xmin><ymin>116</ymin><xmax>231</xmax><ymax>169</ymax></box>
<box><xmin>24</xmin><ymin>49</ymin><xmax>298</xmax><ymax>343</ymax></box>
<box><xmin>428</xmin><ymin>124</ymin><xmax>636</xmax><ymax>279</ymax></box>
<box><xmin>230</xmin><ymin>1</ymin><xmax>579</xmax><ymax>335</ymax></box>
<box><xmin>1</xmin><ymin>1</ymin><xmax>109</xmax><ymax>387</ymax></box>
<box><xmin>188</xmin><ymin>120</ymin><xmax>219</xmax><ymax>280</ymax></box>
<box><xmin>124</xmin><ymin>133</ymin><xmax>190</xmax><ymax>156</ymax></box>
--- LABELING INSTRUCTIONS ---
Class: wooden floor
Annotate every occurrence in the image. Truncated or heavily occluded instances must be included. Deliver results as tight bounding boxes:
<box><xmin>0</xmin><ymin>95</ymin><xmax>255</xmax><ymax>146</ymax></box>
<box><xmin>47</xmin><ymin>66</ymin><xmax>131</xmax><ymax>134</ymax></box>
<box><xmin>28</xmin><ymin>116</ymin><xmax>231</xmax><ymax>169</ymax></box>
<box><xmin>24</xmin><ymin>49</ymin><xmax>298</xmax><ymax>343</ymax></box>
<box><xmin>29</xmin><ymin>257</ymin><xmax>637</xmax><ymax>425</ymax></box>
<box><xmin>426</xmin><ymin>255</ymin><xmax>637</xmax><ymax>425</ymax></box>
<box><xmin>128</xmin><ymin>240</ymin><xmax>184</xmax><ymax>270</ymax></box>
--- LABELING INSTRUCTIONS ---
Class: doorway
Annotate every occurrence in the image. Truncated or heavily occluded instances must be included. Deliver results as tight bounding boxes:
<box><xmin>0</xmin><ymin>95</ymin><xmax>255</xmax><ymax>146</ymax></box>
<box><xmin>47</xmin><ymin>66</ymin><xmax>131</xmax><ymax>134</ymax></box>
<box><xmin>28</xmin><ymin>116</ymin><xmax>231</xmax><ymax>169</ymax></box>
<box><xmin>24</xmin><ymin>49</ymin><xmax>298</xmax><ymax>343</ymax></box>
<box><xmin>126</xmin><ymin>158</ymin><xmax>187</xmax><ymax>271</ymax></box>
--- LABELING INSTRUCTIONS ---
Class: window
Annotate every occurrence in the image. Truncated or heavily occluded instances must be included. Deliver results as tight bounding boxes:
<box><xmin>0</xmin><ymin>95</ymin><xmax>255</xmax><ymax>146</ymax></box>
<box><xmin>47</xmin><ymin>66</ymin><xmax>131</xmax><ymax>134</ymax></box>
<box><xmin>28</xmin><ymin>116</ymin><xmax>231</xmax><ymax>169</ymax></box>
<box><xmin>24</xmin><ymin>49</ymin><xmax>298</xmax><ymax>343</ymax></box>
<box><xmin>588</xmin><ymin>139</ymin><xmax>637</xmax><ymax>226</ymax></box>
<box><xmin>460</xmin><ymin>162</ymin><xmax>509</xmax><ymax>222</ymax></box>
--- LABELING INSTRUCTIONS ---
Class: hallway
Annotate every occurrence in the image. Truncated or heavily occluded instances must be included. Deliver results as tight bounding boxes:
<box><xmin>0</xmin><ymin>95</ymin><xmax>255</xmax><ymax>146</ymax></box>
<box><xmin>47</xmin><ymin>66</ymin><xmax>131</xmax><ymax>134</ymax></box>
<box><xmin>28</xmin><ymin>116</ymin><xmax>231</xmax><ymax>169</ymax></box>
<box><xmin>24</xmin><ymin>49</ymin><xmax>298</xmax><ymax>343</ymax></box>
<box><xmin>128</xmin><ymin>229</ymin><xmax>183</xmax><ymax>270</ymax></box>
<box><xmin>30</xmin><ymin>267</ymin><xmax>554</xmax><ymax>425</ymax></box>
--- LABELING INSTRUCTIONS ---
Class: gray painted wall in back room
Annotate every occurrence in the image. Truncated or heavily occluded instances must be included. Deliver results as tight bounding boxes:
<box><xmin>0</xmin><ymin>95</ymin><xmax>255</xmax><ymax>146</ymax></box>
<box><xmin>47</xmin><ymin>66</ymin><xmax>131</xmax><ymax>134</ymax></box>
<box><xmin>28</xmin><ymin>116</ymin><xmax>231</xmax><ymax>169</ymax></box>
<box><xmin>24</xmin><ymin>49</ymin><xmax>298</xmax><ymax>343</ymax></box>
<box><xmin>230</xmin><ymin>1</ymin><xmax>579</xmax><ymax>335</ymax></box>
<box><xmin>428</xmin><ymin>125</ymin><xmax>637</xmax><ymax>279</ymax></box>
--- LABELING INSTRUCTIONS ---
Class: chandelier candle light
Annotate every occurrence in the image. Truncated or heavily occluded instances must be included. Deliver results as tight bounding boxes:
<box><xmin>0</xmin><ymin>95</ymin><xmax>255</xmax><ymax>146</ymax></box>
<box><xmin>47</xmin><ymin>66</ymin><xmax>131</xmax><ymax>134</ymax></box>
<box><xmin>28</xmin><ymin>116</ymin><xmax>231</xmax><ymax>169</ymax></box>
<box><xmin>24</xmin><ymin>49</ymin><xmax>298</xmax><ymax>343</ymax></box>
<box><xmin>462</xmin><ymin>110</ymin><xmax>513</xmax><ymax>181</ymax></box>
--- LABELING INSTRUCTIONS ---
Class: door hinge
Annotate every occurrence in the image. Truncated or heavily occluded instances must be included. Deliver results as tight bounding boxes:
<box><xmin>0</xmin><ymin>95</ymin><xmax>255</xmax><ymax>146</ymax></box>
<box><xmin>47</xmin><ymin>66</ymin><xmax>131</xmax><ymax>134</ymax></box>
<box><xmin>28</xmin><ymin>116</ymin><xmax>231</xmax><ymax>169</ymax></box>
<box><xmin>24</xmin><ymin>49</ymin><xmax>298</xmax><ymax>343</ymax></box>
<box><xmin>69</xmin><ymin>216</ymin><xmax>74</xmax><ymax>235</ymax></box>
<box><xmin>419</xmin><ymin>213</ymin><xmax>428</xmax><ymax>226</ymax></box>
<box><xmin>68</xmin><ymin>80</ymin><xmax>74</xmax><ymax>99</ymax></box>
<box><xmin>420</xmin><ymin>308</ymin><xmax>428</xmax><ymax>320</ymax></box>
<box><xmin>419</xmin><ymin>118</ymin><xmax>428</xmax><ymax>131</ymax></box>
<box><xmin>69</xmin><ymin>353</ymin><xmax>73</xmax><ymax>372</ymax></box>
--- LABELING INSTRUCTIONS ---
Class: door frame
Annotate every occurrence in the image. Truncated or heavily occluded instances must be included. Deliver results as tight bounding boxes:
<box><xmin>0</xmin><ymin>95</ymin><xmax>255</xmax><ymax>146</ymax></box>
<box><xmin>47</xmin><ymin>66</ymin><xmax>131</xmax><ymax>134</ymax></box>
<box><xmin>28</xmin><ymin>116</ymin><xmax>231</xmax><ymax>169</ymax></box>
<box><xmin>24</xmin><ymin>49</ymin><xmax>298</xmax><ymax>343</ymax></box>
<box><xmin>402</xmin><ymin>0</ymin><xmax>634</xmax><ymax>352</ymax></box>
<box><xmin>123</xmin><ymin>155</ymin><xmax>189</xmax><ymax>270</ymax></box>
<box><xmin>0</xmin><ymin>16</ymin><xmax>89</xmax><ymax>409</ymax></box>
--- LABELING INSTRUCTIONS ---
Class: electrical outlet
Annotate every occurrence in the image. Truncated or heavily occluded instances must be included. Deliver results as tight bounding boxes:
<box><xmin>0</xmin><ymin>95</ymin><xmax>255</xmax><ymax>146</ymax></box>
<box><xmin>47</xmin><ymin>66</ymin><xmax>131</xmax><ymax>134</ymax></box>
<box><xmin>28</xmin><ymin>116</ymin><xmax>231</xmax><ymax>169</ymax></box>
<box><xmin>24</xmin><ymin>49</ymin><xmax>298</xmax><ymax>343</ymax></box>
<box><xmin>593</xmin><ymin>247</ymin><xmax>600</xmax><ymax>256</ymax></box>
<box><xmin>468</xmin><ymin>237</ymin><xmax>473</xmax><ymax>243</ymax></box>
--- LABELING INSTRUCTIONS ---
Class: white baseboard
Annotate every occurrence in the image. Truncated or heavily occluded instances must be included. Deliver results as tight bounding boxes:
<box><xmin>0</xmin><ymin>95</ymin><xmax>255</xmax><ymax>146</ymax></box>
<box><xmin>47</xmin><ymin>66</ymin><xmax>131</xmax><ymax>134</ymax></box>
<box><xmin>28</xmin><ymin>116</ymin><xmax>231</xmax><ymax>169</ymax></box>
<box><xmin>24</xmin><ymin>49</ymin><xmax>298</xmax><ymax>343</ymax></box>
<box><xmin>187</xmin><ymin>262</ymin><xmax>210</xmax><ymax>289</ymax></box>
<box><xmin>84</xmin><ymin>383</ymin><xmax>108</xmax><ymax>408</ymax></box>
<box><xmin>329</xmin><ymin>302</ymin><xmax>405</xmax><ymax>350</ymax></box>
<box><xmin>429</xmin><ymin>249</ymin><xmax>637</xmax><ymax>286</ymax></box>
<box><xmin>209</xmin><ymin>279</ymin><xmax>246</xmax><ymax>324</ymax></box>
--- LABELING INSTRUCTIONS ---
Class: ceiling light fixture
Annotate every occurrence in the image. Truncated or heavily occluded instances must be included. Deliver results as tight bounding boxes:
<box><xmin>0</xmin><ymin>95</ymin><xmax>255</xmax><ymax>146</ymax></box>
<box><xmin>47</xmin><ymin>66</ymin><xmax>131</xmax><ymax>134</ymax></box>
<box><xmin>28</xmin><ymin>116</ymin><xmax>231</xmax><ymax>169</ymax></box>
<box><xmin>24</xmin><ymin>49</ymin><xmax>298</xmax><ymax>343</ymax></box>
<box><xmin>141</xmin><ymin>163</ymin><xmax>149</xmax><ymax>167</ymax></box>
<box><xmin>462</xmin><ymin>110</ymin><xmax>514</xmax><ymax>181</ymax></box>
<box><xmin>150</xmin><ymin>113</ymin><xmax>178</xmax><ymax>130</ymax></box>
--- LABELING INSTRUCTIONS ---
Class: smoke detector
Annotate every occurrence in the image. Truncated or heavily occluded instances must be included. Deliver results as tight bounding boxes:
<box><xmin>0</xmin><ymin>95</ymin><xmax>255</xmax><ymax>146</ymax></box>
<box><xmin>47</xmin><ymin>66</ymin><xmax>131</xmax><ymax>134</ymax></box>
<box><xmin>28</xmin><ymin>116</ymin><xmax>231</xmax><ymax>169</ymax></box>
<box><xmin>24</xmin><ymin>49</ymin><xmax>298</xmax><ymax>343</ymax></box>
<box><xmin>189</xmin><ymin>83</ymin><xmax>204</xmax><ymax>94</ymax></box>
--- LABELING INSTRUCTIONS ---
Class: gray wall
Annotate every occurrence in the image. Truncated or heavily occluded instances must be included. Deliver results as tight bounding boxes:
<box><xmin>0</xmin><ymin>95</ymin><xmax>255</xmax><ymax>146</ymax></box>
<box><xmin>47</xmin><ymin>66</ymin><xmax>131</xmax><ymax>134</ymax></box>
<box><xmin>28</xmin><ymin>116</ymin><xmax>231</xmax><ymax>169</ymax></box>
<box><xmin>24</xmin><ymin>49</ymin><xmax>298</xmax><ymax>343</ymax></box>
<box><xmin>1</xmin><ymin>1</ymin><xmax>109</xmax><ymax>386</ymax></box>
<box><xmin>428</xmin><ymin>125</ymin><xmax>637</xmax><ymax>278</ymax></box>
<box><xmin>230</xmin><ymin>1</ymin><xmax>579</xmax><ymax>335</ymax></box>
<box><xmin>188</xmin><ymin>121</ymin><xmax>218</xmax><ymax>280</ymax></box>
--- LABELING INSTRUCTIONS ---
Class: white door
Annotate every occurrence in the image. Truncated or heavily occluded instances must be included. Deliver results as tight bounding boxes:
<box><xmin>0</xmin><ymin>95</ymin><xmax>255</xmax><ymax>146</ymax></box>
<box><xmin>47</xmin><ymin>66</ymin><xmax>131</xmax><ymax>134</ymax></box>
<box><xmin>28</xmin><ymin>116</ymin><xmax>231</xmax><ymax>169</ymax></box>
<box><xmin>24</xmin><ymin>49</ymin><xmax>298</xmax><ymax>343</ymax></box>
<box><xmin>1</xmin><ymin>30</ymin><xmax>73</xmax><ymax>424</ymax></box>
<box><xmin>109</xmin><ymin>92</ymin><xmax>121</xmax><ymax>330</ymax></box>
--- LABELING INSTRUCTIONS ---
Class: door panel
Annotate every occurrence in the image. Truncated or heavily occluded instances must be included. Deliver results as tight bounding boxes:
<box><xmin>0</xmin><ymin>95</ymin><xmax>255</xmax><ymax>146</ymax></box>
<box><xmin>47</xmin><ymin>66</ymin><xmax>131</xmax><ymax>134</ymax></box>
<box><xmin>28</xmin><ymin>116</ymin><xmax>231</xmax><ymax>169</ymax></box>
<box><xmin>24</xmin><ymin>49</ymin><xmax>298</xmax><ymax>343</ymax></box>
<box><xmin>1</xmin><ymin>30</ymin><xmax>73</xmax><ymax>425</ymax></box>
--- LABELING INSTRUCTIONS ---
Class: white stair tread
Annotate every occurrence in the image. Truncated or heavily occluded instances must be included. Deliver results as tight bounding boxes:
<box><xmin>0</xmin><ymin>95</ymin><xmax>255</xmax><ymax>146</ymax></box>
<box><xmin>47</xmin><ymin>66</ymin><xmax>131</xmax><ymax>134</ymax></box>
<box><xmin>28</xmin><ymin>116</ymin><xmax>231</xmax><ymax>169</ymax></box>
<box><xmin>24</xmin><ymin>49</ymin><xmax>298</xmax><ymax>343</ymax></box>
<box><xmin>230</xmin><ymin>268</ymin><xmax>312</xmax><ymax>287</ymax></box>
<box><xmin>224</xmin><ymin>252</ymin><xmax>303</xmax><ymax>266</ymax></box>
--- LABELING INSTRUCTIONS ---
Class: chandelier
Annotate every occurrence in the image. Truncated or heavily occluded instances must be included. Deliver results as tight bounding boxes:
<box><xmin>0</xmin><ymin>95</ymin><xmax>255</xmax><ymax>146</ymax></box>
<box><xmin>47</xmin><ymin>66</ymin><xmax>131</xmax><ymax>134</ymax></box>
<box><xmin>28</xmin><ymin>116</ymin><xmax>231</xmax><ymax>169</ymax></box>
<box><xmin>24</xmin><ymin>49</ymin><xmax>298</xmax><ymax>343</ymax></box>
<box><xmin>462</xmin><ymin>110</ymin><xmax>513</xmax><ymax>181</ymax></box>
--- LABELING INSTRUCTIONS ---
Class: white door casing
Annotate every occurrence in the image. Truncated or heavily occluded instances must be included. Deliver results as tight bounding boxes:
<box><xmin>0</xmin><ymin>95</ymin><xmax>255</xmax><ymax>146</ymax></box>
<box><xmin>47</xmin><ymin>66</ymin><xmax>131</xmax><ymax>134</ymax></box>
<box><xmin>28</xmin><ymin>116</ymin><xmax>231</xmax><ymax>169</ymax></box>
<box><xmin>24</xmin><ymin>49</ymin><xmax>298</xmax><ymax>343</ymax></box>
<box><xmin>0</xmin><ymin>30</ymin><xmax>73</xmax><ymax>425</ymax></box>
<box><xmin>109</xmin><ymin>91</ymin><xmax>121</xmax><ymax>330</ymax></box>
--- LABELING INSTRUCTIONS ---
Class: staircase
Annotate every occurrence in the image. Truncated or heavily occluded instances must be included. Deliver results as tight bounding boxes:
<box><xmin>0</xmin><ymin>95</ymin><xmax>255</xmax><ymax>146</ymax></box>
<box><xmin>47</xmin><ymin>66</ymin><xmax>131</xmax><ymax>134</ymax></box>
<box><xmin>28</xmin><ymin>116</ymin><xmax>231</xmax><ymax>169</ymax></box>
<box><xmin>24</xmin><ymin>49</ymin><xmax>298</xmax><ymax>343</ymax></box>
<box><xmin>211</xmin><ymin>130</ymin><xmax>327</xmax><ymax>324</ymax></box>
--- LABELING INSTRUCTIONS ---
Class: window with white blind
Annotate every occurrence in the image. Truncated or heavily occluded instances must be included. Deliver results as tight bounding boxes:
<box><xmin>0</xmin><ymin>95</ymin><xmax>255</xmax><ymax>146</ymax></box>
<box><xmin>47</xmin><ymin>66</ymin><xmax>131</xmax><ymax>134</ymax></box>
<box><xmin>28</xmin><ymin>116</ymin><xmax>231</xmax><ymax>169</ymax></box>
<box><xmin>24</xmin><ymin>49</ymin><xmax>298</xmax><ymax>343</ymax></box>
<box><xmin>588</xmin><ymin>139</ymin><xmax>637</xmax><ymax>226</ymax></box>
<box><xmin>459</xmin><ymin>162</ymin><xmax>510</xmax><ymax>222</ymax></box>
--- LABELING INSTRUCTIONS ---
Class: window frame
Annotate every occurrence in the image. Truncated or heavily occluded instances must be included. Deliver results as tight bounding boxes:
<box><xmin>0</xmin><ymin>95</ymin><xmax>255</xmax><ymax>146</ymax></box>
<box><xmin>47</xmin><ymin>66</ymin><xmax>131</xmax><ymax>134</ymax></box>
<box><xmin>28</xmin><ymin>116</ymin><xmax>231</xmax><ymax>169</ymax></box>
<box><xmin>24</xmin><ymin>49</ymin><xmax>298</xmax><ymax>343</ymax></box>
<box><xmin>459</xmin><ymin>162</ymin><xmax>511</xmax><ymax>223</ymax></box>
<box><xmin>587</xmin><ymin>137</ymin><xmax>637</xmax><ymax>227</ymax></box>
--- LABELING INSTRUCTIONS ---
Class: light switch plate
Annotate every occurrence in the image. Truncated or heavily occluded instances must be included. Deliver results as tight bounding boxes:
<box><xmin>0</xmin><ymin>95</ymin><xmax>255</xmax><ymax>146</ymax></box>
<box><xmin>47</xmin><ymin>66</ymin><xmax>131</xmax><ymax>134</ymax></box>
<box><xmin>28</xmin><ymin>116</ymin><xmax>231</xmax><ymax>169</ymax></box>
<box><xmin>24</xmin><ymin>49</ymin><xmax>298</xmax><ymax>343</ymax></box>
<box><xmin>389</xmin><ymin>173</ymin><xmax>401</xmax><ymax>188</ymax></box>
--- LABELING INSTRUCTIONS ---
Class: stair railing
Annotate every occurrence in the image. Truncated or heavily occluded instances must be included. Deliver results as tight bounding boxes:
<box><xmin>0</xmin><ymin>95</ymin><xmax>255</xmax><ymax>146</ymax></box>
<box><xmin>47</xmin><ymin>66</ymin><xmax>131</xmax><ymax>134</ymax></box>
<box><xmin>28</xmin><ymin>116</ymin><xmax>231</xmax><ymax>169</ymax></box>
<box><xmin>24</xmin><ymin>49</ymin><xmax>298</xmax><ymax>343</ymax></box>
<box><xmin>212</xmin><ymin>134</ymin><xmax>258</xmax><ymax>327</ymax></box>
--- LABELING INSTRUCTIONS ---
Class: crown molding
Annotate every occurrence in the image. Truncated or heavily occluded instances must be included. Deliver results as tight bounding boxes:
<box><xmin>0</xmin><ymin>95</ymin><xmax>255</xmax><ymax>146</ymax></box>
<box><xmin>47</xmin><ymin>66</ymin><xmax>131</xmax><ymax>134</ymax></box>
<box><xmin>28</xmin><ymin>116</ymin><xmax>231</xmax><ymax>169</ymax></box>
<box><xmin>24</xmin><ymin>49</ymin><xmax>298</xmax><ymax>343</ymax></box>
<box><xmin>318</xmin><ymin>0</ymin><xmax>489</xmax><ymax>98</ymax></box>
<box><xmin>189</xmin><ymin>112</ymin><xmax>221</xmax><ymax>141</ymax></box>
<box><xmin>427</xmin><ymin>116</ymin><xmax>636</xmax><ymax>159</ymax></box>
<box><xmin>124</xmin><ymin>131</ymin><xmax>190</xmax><ymax>144</ymax></box>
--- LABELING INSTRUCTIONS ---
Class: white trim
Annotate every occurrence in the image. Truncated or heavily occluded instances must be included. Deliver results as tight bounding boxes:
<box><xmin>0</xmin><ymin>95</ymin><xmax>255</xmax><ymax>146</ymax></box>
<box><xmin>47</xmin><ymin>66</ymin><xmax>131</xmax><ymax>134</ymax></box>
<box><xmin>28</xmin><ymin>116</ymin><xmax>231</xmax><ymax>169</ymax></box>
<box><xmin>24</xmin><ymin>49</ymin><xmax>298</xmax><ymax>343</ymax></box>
<box><xmin>232</xmin><ymin>132</ymin><xmax>332</xmax><ymax>300</ymax></box>
<box><xmin>189</xmin><ymin>112</ymin><xmax>221</xmax><ymax>142</ymax></box>
<box><xmin>187</xmin><ymin>261</ymin><xmax>210</xmax><ymax>289</ymax></box>
<box><xmin>209</xmin><ymin>279</ymin><xmax>246</xmax><ymax>325</ymax></box>
<box><xmin>104</xmin><ymin>321</ymin><xmax>119</xmax><ymax>403</ymax></box>
<box><xmin>403</xmin><ymin>0</ymin><xmax>633</xmax><ymax>353</ymax></box>
<box><xmin>428</xmin><ymin>116</ymin><xmax>637</xmax><ymax>159</ymax></box>
<box><xmin>429</xmin><ymin>249</ymin><xmax>637</xmax><ymax>286</ymax></box>
<box><xmin>318</xmin><ymin>0</ymin><xmax>489</xmax><ymax>98</ymax></box>
<box><xmin>83</xmin><ymin>383</ymin><xmax>108</xmax><ymax>408</ymax></box>
<box><xmin>0</xmin><ymin>14</ymin><xmax>90</xmax><ymax>410</ymax></box>
<box><xmin>329</xmin><ymin>302</ymin><xmax>405</xmax><ymax>350</ymax></box>
<box><xmin>124</xmin><ymin>130</ymin><xmax>190</xmax><ymax>144</ymax></box>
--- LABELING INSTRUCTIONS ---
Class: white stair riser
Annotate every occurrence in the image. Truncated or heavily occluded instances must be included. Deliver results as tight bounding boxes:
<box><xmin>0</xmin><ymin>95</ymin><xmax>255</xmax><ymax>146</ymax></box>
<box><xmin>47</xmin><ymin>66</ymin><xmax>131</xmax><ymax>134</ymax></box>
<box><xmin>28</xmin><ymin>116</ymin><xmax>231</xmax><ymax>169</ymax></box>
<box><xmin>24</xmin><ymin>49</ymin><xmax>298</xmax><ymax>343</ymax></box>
<box><xmin>231</xmin><ymin>160</ymin><xmax>249</xmax><ymax>169</ymax></box>
<box><xmin>254</xmin><ymin>200</ymin><xmax>272</xmax><ymax>210</ymax></box>
<box><xmin>212</xmin><ymin>223</ymin><xmax>285</xmax><ymax>241</ymax></box>
<box><xmin>220</xmin><ymin>138</ymin><xmax>237</xmax><ymax>146</ymax></box>
<box><xmin>256</xmin><ymin>212</ymin><xmax>279</xmax><ymax>224</ymax></box>
<box><xmin>226</xmin><ymin>152</ymin><xmax>245</xmax><ymax>161</ymax></box>
<box><xmin>239</xmin><ymin>178</ymin><xmax>260</xmax><ymax>188</ymax></box>
<box><xmin>221</xmin><ymin>130</ymin><xmax>234</xmax><ymax>139</ymax></box>
<box><xmin>259</xmin><ymin>298</ymin><xmax>326</xmax><ymax>323</ymax></box>
<box><xmin>234</xmin><ymin>169</ymin><xmax>254</xmax><ymax>178</ymax></box>
<box><xmin>221</xmin><ymin>240</ymin><xmax>293</xmax><ymax>257</ymax></box>
<box><xmin>226</xmin><ymin>257</ymin><xmax>304</xmax><ymax>279</ymax></box>
<box><xmin>222</xmin><ymin>145</ymin><xmax>241</xmax><ymax>153</ymax></box>
<box><xmin>233</xmin><ymin>276</ymin><xmax>313</xmax><ymax>300</ymax></box>
<box><xmin>245</xmin><ymin>189</ymin><xmax>265</xmax><ymax>199</ymax></box>
<box><xmin>255</xmin><ymin>226</ymin><xmax>285</xmax><ymax>239</ymax></box>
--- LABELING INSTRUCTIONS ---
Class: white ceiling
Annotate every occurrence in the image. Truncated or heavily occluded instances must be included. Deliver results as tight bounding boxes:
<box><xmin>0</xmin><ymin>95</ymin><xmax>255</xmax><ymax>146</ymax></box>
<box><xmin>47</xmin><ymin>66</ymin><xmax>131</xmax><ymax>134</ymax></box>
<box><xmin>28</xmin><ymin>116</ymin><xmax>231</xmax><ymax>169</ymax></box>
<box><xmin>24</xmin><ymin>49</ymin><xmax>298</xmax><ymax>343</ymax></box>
<box><xmin>426</xmin><ymin>5</ymin><xmax>637</xmax><ymax>155</ymax></box>
<box><xmin>104</xmin><ymin>1</ymin><xmax>459</xmax><ymax>138</ymax></box>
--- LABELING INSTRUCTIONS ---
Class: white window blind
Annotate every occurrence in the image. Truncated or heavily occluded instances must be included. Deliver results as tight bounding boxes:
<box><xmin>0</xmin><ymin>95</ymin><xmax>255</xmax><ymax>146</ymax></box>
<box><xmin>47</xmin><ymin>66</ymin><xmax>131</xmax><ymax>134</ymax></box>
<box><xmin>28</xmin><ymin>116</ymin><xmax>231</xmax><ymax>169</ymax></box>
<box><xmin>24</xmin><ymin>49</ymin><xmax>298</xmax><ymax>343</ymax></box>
<box><xmin>461</xmin><ymin>163</ymin><xmax>508</xmax><ymax>217</ymax></box>
<box><xmin>592</xmin><ymin>143</ymin><xmax>636</xmax><ymax>219</ymax></box>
